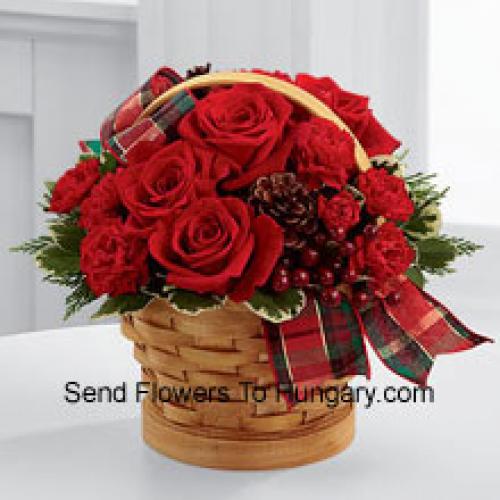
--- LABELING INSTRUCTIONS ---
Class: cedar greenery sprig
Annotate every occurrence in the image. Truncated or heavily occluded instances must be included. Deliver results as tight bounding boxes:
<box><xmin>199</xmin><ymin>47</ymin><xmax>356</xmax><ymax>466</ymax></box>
<box><xmin>401</xmin><ymin>169</ymin><xmax>483</xmax><ymax>284</ymax></box>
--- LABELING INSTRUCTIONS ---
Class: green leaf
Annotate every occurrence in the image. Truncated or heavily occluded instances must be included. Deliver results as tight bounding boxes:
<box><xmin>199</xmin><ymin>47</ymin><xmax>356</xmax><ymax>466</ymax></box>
<box><xmin>92</xmin><ymin>294</ymin><xmax>151</xmax><ymax>319</ymax></box>
<box><xmin>36</xmin><ymin>245</ymin><xmax>80</xmax><ymax>276</ymax></box>
<box><xmin>49</xmin><ymin>222</ymin><xmax>85</xmax><ymax>253</ymax></box>
<box><xmin>64</xmin><ymin>281</ymin><xmax>96</xmax><ymax>320</ymax></box>
<box><xmin>99</xmin><ymin>151</ymin><xmax>118</xmax><ymax>176</ymax></box>
<box><xmin>44</xmin><ymin>180</ymin><xmax>56</xmax><ymax>194</ymax></box>
<box><xmin>416</xmin><ymin>237</ymin><xmax>456</xmax><ymax>271</ymax></box>
<box><xmin>40</xmin><ymin>179</ymin><xmax>56</xmax><ymax>210</ymax></box>
<box><xmin>406</xmin><ymin>266</ymin><xmax>426</xmax><ymax>289</ymax></box>
<box><xmin>165</xmin><ymin>289</ymin><xmax>224</xmax><ymax>315</ymax></box>
<box><xmin>10</xmin><ymin>235</ymin><xmax>53</xmax><ymax>255</ymax></box>
<box><xmin>245</xmin><ymin>288</ymin><xmax>306</xmax><ymax>323</ymax></box>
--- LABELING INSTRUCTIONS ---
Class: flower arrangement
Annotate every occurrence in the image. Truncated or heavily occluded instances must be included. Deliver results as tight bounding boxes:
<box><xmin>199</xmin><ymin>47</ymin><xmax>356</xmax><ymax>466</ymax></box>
<box><xmin>14</xmin><ymin>66</ymin><xmax>490</xmax><ymax>389</ymax></box>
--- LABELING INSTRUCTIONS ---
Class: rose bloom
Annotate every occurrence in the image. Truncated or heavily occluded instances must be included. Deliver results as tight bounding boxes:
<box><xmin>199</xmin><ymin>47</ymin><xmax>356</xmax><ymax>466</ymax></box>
<box><xmin>149</xmin><ymin>197</ymin><xmax>283</xmax><ymax>300</ymax></box>
<box><xmin>292</xmin><ymin>117</ymin><xmax>355</xmax><ymax>189</ymax></box>
<box><xmin>178</xmin><ymin>84</ymin><xmax>293</xmax><ymax>190</ymax></box>
<box><xmin>79</xmin><ymin>173</ymin><xmax>125</xmax><ymax>230</ymax></box>
<box><xmin>295</xmin><ymin>74</ymin><xmax>400</xmax><ymax>157</ymax></box>
<box><xmin>116</xmin><ymin>140</ymin><xmax>232</xmax><ymax>225</ymax></box>
<box><xmin>318</xmin><ymin>190</ymin><xmax>360</xmax><ymax>232</ymax></box>
<box><xmin>362</xmin><ymin>222</ymin><xmax>415</xmax><ymax>285</ymax></box>
<box><xmin>80</xmin><ymin>222</ymin><xmax>149</xmax><ymax>297</ymax></box>
<box><xmin>358</xmin><ymin>168</ymin><xmax>414</xmax><ymax>222</ymax></box>
<box><xmin>49</xmin><ymin>158</ymin><xmax>100</xmax><ymax>213</ymax></box>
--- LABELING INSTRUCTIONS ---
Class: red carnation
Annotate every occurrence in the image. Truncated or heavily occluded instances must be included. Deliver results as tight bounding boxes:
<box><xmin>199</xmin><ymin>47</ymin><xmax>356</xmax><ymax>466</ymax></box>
<box><xmin>149</xmin><ymin>197</ymin><xmax>283</xmax><ymax>300</ymax></box>
<box><xmin>292</xmin><ymin>117</ymin><xmax>355</xmax><ymax>189</ymax></box>
<box><xmin>358</xmin><ymin>168</ymin><xmax>414</xmax><ymax>222</ymax></box>
<box><xmin>79</xmin><ymin>173</ymin><xmax>125</xmax><ymax>230</ymax></box>
<box><xmin>80</xmin><ymin>222</ymin><xmax>149</xmax><ymax>297</ymax></box>
<box><xmin>318</xmin><ymin>190</ymin><xmax>360</xmax><ymax>232</ymax></box>
<box><xmin>116</xmin><ymin>141</ymin><xmax>232</xmax><ymax>225</ymax></box>
<box><xmin>49</xmin><ymin>158</ymin><xmax>100</xmax><ymax>213</ymax></box>
<box><xmin>178</xmin><ymin>84</ymin><xmax>293</xmax><ymax>190</ymax></box>
<box><xmin>363</xmin><ymin>222</ymin><xmax>415</xmax><ymax>285</ymax></box>
<box><xmin>295</xmin><ymin>74</ymin><xmax>400</xmax><ymax>157</ymax></box>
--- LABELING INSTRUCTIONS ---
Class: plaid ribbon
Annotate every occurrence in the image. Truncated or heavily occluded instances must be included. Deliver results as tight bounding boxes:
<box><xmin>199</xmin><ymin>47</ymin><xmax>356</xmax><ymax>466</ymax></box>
<box><xmin>100</xmin><ymin>67</ymin><xmax>195</xmax><ymax>163</ymax></box>
<box><xmin>263</xmin><ymin>278</ymin><xmax>491</xmax><ymax>405</ymax></box>
<box><xmin>264</xmin><ymin>298</ymin><xmax>369</xmax><ymax>406</ymax></box>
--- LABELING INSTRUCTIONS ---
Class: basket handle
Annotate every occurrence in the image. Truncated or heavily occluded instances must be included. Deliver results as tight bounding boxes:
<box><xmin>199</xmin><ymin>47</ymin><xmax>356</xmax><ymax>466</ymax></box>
<box><xmin>139</xmin><ymin>71</ymin><xmax>371</xmax><ymax>172</ymax></box>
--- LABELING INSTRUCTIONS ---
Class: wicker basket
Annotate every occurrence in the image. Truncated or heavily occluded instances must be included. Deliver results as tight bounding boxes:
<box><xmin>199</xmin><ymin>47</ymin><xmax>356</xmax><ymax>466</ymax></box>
<box><xmin>121</xmin><ymin>71</ymin><xmax>371</xmax><ymax>469</ymax></box>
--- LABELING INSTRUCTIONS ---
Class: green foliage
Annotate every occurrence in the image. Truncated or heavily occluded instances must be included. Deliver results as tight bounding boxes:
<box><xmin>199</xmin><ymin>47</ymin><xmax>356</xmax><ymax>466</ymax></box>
<box><xmin>414</xmin><ymin>235</ymin><xmax>482</xmax><ymax>276</ymax></box>
<box><xmin>36</xmin><ymin>245</ymin><xmax>80</xmax><ymax>276</ymax></box>
<box><xmin>92</xmin><ymin>294</ymin><xmax>151</xmax><ymax>319</ymax></box>
<box><xmin>441</xmin><ymin>235</ymin><xmax>483</xmax><ymax>257</ymax></box>
<box><xmin>10</xmin><ymin>235</ymin><xmax>53</xmax><ymax>255</ymax></box>
<box><xmin>99</xmin><ymin>151</ymin><xmax>118</xmax><ymax>176</ymax></box>
<box><xmin>164</xmin><ymin>289</ymin><xmax>224</xmax><ymax>315</ymax></box>
<box><xmin>39</xmin><ymin>180</ymin><xmax>56</xmax><ymax>211</ymax></box>
<box><xmin>246</xmin><ymin>288</ymin><xmax>306</xmax><ymax>323</ymax></box>
<box><xmin>49</xmin><ymin>221</ymin><xmax>85</xmax><ymax>253</ymax></box>
<box><xmin>403</xmin><ymin>172</ymin><xmax>482</xmax><ymax>281</ymax></box>
<box><xmin>64</xmin><ymin>280</ymin><xmax>96</xmax><ymax>320</ymax></box>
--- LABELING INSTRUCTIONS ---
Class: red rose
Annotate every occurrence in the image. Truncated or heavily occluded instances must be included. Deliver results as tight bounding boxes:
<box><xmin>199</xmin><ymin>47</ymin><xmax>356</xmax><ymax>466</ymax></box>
<box><xmin>149</xmin><ymin>197</ymin><xmax>284</xmax><ymax>299</ymax></box>
<box><xmin>80</xmin><ymin>222</ymin><xmax>149</xmax><ymax>297</ymax></box>
<box><xmin>363</xmin><ymin>222</ymin><xmax>415</xmax><ymax>285</ymax></box>
<box><xmin>178</xmin><ymin>84</ymin><xmax>293</xmax><ymax>190</ymax></box>
<box><xmin>49</xmin><ymin>158</ymin><xmax>100</xmax><ymax>213</ymax></box>
<box><xmin>79</xmin><ymin>173</ymin><xmax>125</xmax><ymax>230</ymax></box>
<box><xmin>318</xmin><ymin>190</ymin><xmax>360</xmax><ymax>232</ymax></box>
<box><xmin>292</xmin><ymin>117</ymin><xmax>355</xmax><ymax>189</ymax></box>
<box><xmin>295</xmin><ymin>74</ymin><xmax>400</xmax><ymax>157</ymax></box>
<box><xmin>116</xmin><ymin>141</ymin><xmax>231</xmax><ymax>224</ymax></box>
<box><xmin>358</xmin><ymin>168</ymin><xmax>414</xmax><ymax>222</ymax></box>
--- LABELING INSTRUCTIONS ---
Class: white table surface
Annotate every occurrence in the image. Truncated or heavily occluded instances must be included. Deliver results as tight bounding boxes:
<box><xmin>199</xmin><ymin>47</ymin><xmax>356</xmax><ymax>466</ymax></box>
<box><xmin>0</xmin><ymin>316</ymin><xmax>498</xmax><ymax>500</ymax></box>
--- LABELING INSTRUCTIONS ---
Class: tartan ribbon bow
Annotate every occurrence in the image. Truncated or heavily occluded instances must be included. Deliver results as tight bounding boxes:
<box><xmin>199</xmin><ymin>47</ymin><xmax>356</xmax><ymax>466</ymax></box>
<box><xmin>99</xmin><ymin>67</ymin><xmax>195</xmax><ymax>164</ymax></box>
<box><xmin>264</xmin><ymin>278</ymin><xmax>492</xmax><ymax>405</ymax></box>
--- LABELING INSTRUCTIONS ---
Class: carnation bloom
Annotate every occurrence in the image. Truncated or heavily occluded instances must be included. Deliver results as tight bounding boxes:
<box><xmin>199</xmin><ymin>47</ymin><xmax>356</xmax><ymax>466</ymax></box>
<box><xmin>358</xmin><ymin>168</ymin><xmax>414</xmax><ymax>222</ymax></box>
<box><xmin>318</xmin><ymin>190</ymin><xmax>360</xmax><ymax>232</ymax></box>
<box><xmin>364</xmin><ymin>222</ymin><xmax>415</xmax><ymax>285</ymax></box>
<box><xmin>79</xmin><ymin>173</ymin><xmax>125</xmax><ymax>230</ymax></box>
<box><xmin>80</xmin><ymin>223</ymin><xmax>149</xmax><ymax>297</ymax></box>
<box><xmin>49</xmin><ymin>158</ymin><xmax>100</xmax><ymax>213</ymax></box>
<box><xmin>292</xmin><ymin>117</ymin><xmax>355</xmax><ymax>190</ymax></box>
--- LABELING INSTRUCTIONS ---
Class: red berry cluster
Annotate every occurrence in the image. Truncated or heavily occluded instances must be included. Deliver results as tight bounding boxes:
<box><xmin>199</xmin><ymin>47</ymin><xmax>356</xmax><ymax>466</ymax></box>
<box><xmin>270</xmin><ymin>219</ymin><xmax>382</xmax><ymax>307</ymax></box>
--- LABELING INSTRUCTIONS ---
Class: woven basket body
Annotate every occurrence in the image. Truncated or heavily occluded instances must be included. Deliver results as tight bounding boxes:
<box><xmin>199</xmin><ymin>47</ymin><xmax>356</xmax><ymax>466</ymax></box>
<box><xmin>121</xmin><ymin>299</ymin><xmax>354</xmax><ymax>469</ymax></box>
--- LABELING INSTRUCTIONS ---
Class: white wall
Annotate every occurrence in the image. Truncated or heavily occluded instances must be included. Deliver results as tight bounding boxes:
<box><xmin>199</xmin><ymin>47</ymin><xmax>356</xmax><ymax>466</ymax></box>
<box><xmin>0</xmin><ymin>2</ymin><xmax>137</xmax><ymax>333</ymax></box>
<box><xmin>429</xmin><ymin>0</ymin><xmax>500</xmax><ymax>226</ymax></box>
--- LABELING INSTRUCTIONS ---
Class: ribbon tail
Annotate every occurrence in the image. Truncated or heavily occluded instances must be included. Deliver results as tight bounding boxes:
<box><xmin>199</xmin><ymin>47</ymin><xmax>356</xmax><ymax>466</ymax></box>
<box><xmin>383</xmin><ymin>278</ymin><xmax>492</xmax><ymax>357</ymax></box>
<box><xmin>419</xmin><ymin>288</ymin><xmax>493</xmax><ymax>350</ymax></box>
<box><xmin>361</xmin><ymin>300</ymin><xmax>433</xmax><ymax>386</ymax></box>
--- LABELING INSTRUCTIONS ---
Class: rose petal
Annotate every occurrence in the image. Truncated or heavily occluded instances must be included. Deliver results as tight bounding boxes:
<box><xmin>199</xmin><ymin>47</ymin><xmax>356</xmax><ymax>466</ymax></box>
<box><xmin>229</xmin><ymin>214</ymin><xmax>284</xmax><ymax>302</ymax></box>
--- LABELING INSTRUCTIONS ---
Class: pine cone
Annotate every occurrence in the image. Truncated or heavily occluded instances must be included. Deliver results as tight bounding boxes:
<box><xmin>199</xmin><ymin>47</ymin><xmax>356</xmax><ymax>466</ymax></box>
<box><xmin>186</xmin><ymin>63</ymin><xmax>212</xmax><ymax>99</ymax></box>
<box><xmin>250</xmin><ymin>173</ymin><xmax>318</xmax><ymax>250</ymax></box>
<box><xmin>186</xmin><ymin>62</ymin><xmax>211</xmax><ymax>80</ymax></box>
